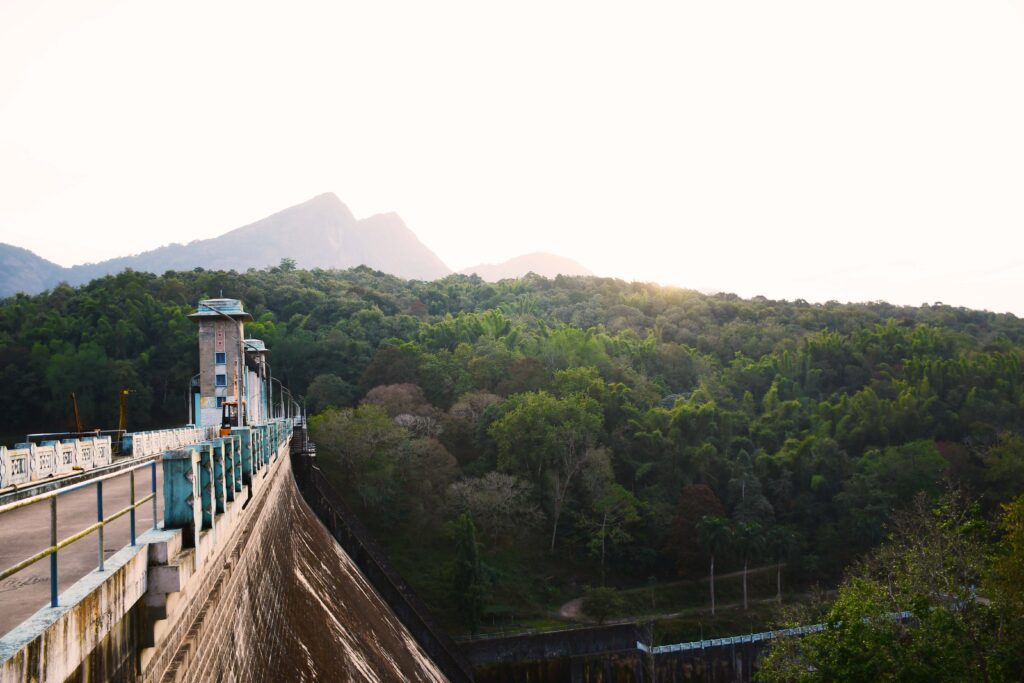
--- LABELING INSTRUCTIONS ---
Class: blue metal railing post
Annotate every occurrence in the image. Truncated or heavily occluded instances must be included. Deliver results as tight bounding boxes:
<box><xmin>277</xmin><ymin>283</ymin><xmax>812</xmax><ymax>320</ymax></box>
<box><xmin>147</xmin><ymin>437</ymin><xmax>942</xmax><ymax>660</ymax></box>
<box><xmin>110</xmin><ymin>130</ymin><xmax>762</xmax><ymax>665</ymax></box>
<box><xmin>129</xmin><ymin>470</ymin><xmax>136</xmax><ymax>546</ymax></box>
<box><xmin>151</xmin><ymin>460</ymin><xmax>158</xmax><ymax>530</ymax></box>
<box><xmin>49</xmin><ymin>497</ymin><xmax>57</xmax><ymax>608</ymax></box>
<box><xmin>97</xmin><ymin>480</ymin><xmax>104</xmax><ymax>571</ymax></box>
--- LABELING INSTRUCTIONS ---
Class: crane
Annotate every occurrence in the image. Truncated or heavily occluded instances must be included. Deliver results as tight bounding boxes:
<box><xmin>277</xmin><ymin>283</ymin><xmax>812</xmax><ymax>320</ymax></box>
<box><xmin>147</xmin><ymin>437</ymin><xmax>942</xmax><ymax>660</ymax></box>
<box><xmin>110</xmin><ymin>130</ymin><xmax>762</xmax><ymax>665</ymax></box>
<box><xmin>70</xmin><ymin>392</ymin><xmax>84</xmax><ymax>435</ymax></box>
<box><xmin>115</xmin><ymin>389</ymin><xmax>134</xmax><ymax>453</ymax></box>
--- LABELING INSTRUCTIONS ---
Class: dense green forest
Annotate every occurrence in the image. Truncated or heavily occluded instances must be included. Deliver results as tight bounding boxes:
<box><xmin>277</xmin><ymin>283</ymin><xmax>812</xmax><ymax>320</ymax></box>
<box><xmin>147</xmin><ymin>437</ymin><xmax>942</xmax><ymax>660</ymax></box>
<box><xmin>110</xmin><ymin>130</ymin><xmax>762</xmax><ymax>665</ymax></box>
<box><xmin>2</xmin><ymin>264</ymin><xmax>1023</xmax><ymax>657</ymax></box>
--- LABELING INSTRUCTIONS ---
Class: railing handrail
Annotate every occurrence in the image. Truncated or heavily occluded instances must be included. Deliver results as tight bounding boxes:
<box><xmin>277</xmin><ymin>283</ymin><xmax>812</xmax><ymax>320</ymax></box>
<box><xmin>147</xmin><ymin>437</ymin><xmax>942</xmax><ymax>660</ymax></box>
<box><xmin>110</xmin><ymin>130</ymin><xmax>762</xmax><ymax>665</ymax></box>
<box><xmin>0</xmin><ymin>458</ymin><xmax>158</xmax><ymax>612</ymax></box>
<box><xmin>649</xmin><ymin>609</ymin><xmax>914</xmax><ymax>654</ymax></box>
<box><xmin>0</xmin><ymin>458</ymin><xmax>157</xmax><ymax>515</ymax></box>
<box><xmin>1</xmin><ymin>417</ymin><xmax>296</xmax><ymax>626</ymax></box>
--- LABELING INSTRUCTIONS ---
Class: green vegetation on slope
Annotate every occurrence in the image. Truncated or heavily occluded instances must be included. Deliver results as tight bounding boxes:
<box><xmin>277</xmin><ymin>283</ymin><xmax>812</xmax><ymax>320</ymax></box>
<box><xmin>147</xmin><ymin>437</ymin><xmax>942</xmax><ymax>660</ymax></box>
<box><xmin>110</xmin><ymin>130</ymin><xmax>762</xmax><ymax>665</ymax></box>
<box><xmin>2</xmin><ymin>264</ymin><xmax>1023</xmax><ymax>661</ymax></box>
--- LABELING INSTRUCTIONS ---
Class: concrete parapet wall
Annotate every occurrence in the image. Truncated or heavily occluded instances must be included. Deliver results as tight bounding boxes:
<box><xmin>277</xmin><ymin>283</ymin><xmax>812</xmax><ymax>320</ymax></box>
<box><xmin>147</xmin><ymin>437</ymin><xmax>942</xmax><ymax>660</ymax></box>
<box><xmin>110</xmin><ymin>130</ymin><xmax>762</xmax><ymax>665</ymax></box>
<box><xmin>0</xmin><ymin>424</ymin><xmax>218</xmax><ymax>491</ymax></box>
<box><xmin>0</xmin><ymin>437</ymin><xmax>112</xmax><ymax>489</ymax></box>
<box><xmin>0</xmin><ymin>532</ymin><xmax>151</xmax><ymax>682</ymax></box>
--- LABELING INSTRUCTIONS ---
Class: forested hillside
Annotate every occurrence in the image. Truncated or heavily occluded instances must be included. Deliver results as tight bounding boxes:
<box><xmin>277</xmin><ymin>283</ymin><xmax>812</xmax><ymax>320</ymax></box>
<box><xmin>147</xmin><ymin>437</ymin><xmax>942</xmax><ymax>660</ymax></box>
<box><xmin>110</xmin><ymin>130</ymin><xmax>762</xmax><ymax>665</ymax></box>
<box><xmin>2</xmin><ymin>264</ymin><xmax>1023</xmax><ymax>642</ymax></box>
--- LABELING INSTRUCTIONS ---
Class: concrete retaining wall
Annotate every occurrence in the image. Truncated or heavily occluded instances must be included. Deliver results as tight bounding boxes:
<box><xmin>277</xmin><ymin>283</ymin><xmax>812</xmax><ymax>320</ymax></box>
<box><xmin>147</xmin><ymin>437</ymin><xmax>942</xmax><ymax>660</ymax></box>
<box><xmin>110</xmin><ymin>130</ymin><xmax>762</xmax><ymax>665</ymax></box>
<box><xmin>463</xmin><ymin>623</ymin><xmax>652</xmax><ymax>683</ymax></box>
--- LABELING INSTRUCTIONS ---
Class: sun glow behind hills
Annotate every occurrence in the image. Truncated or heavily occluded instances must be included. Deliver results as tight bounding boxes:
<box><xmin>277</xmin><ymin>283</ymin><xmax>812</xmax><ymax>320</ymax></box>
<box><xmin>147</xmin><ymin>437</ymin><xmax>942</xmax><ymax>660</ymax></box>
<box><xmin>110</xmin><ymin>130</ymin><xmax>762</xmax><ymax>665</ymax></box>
<box><xmin>0</xmin><ymin>1</ymin><xmax>1022</xmax><ymax>314</ymax></box>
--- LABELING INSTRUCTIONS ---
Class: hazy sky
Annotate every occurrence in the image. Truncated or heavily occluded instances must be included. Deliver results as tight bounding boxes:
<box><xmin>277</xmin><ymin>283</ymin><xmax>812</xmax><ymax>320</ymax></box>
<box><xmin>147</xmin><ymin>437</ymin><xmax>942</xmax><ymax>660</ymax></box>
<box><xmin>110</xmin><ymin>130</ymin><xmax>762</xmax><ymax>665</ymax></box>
<box><xmin>1</xmin><ymin>1</ymin><xmax>1022</xmax><ymax>314</ymax></box>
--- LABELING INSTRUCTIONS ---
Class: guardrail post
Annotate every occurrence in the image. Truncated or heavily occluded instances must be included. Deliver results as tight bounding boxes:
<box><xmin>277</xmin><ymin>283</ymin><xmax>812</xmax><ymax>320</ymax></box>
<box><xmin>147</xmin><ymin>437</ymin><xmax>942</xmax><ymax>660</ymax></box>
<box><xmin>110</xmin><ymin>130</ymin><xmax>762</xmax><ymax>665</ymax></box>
<box><xmin>198</xmin><ymin>442</ymin><xmax>214</xmax><ymax>529</ymax></box>
<box><xmin>162</xmin><ymin>448</ymin><xmax>200</xmax><ymax>545</ymax></box>
<box><xmin>151</xmin><ymin>460</ymin><xmax>158</xmax><ymax>530</ymax></box>
<box><xmin>212</xmin><ymin>439</ymin><xmax>226</xmax><ymax>514</ymax></box>
<box><xmin>223</xmin><ymin>437</ymin><xmax>236</xmax><ymax>502</ymax></box>
<box><xmin>50</xmin><ymin>497</ymin><xmax>57</xmax><ymax>607</ymax></box>
<box><xmin>129</xmin><ymin>469</ymin><xmax>136</xmax><ymax>546</ymax></box>
<box><xmin>232</xmin><ymin>427</ymin><xmax>252</xmax><ymax>485</ymax></box>
<box><xmin>97</xmin><ymin>480</ymin><xmax>104</xmax><ymax>571</ymax></box>
<box><xmin>230</xmin><ymin>436</ymin><xmax>241</xmax><ymax>493</ymax></box>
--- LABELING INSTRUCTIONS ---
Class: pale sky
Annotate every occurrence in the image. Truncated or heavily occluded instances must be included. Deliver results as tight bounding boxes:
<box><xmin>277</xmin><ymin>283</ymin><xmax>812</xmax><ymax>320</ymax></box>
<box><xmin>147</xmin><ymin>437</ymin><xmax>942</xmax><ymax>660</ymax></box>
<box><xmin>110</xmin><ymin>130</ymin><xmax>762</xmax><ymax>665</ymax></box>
<box><xmin>1</xmin><ymin>1</ymin><xmax>1023</xmax><ymax>314</ymax></box>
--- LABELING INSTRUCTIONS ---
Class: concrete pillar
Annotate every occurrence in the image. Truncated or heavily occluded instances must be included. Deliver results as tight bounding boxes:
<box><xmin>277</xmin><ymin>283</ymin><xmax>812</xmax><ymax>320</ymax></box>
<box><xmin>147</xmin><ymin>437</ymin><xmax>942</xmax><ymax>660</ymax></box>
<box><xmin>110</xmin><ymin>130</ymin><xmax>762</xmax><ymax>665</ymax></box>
<box><xmin>232</xmin><ymin>427</ymin><xmax>253</xmax><ymax>484</ymax></box>
<box><xmin>223</xmin><ymin>437</ymin><xmax>236</xmax><ymax>502</ymax></box>
<box><xmin>212</xmin><ymin>439</ymin><xmax>226</xmax><ymax>514</ymax></box>
<box><xmin>197</xmin><ymin>442</ymin><xmax>214</xmax><ymax>530</ymax></box>
<box><xmin>163</xmin><ymin>448</ymin><xmax>201</xmax><ymax>535</ymax></box>
<box><xmin>260</xmin><ymin>425</ymin><xmax>269</xmax><ymax>465</ymax></box>
<box><xmin>231</xmin><ymin>435</ymin><xmax>242</xmax><ymax>493</ymax></box>
<box><xmin>250</xmin><ymin>430</ymin><xmax>260</xmax><ymax>473</ymax></box>
<box><xmin>259</xmin><ymin>427</ymin><xmax>267</xmax><ymax>467</ymax></box>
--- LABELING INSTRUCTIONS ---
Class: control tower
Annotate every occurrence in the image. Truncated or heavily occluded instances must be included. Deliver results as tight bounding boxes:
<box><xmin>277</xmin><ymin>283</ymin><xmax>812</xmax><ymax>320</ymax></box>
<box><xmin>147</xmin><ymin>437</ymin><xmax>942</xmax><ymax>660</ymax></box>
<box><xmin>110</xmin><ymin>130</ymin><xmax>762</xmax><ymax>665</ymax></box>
<box><xmin>188</xmin><ymin>298</ymin><xmax>254</xmax><ymax>427</ymax></box>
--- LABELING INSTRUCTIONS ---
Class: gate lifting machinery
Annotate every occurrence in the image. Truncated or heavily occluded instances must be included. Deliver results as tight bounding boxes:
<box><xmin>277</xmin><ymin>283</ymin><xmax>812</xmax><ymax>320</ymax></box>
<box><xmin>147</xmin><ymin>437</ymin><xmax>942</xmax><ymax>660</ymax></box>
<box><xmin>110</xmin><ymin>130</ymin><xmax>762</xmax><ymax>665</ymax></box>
<box><xmin>220</xmin><ymin>376</ymin><xmax>245</xmax><ymax>437</ymax></box>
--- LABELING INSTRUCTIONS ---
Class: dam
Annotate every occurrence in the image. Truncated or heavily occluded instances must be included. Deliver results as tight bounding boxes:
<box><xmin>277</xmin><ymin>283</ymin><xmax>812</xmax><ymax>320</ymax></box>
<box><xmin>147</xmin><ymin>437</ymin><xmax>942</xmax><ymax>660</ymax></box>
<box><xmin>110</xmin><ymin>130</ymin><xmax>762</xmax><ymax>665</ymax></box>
<box><xmin>0</xmin><ymin>299</ymin><xmax>470</xmax><ymax>682</ymax></box>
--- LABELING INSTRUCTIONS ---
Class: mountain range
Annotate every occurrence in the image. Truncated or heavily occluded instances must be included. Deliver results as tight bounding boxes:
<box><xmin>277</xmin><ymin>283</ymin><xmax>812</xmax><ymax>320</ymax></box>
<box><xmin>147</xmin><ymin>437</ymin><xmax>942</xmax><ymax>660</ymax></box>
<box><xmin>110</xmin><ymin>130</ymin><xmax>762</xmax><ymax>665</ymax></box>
<box><xmin>0</xmin><ymin>193</ymin><xmax>592</xmax><ymax>297</ymax></box>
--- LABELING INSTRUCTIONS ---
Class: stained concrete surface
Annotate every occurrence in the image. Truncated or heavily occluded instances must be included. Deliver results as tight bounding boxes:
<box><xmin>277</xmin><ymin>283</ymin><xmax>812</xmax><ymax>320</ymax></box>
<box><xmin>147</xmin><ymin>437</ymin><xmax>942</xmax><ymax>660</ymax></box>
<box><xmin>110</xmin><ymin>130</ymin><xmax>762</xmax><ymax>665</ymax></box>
<box><xmin>260</xmin><ymin>471</ymin><xmax>447</xmax><ymax>682</ymax></box>
<box><xmin>0</xmin><ymin>465</ymin><xmax>163</xmax><ymax>635</ymax></box>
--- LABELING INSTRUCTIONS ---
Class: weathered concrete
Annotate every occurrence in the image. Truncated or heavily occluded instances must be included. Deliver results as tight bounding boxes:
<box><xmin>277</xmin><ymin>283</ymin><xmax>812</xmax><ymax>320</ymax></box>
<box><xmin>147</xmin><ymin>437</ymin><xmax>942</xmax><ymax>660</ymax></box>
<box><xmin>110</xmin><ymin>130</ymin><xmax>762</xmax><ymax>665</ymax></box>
<box><xmin>145</xmin><ymin>439</ymin><xmax>447</xmax><ymax>683</ymax></box>
<box><xmin>294</xmin><ymin>453</ymin><xmax>475</xmax><ymax>683</ymax></box>
<box><xmin>462</xmin><ymin>623</ymin><xmax>651</xmax><ymax>683</ymax></box>
<box><xmin>0</xmin><ymin>464</ymin><xmax>164</xmax><ymax>635</ymax></box>
<box><xmin>0</xmin><ymin>529</ymin><xmax>152</xmax><ymax>682</ymax></box>
<box><xmin>3</xmin><ymin>426</ymin><xmax>451</xmax><ymax>682</ymax></box>
<box><xmin>651</xmin><ymin>644</ymin><xmax>763</xmax><ymax>683</ymax></box>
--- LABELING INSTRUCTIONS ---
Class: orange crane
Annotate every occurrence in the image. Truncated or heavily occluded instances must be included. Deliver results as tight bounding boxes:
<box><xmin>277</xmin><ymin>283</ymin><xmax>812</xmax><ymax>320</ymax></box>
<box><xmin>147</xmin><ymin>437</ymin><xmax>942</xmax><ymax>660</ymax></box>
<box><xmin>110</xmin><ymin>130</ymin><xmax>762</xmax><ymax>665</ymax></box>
<box><xmin>70</xmin><ymin>392</ymin><xmax>84</xmax><ymax>435</ymax></box>
<box><xmin>115</xmin><ymin>389</ymin><xmax>134</xmax><ymax>453</ymax></box>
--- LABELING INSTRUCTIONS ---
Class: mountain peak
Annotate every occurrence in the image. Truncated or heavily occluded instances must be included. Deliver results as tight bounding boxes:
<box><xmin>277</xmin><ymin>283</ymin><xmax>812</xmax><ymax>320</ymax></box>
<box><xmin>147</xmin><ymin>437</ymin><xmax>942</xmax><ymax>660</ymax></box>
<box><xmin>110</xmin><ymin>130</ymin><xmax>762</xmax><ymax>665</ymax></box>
<box><xmin>459</xmin><ymin>252</ymin><xmax>593</xmax><ymax>282</ymax></box>
<box><xmin>306</xmin><ymin>191</ymin><xmax>346</xmax><ymax>208</ymax></box>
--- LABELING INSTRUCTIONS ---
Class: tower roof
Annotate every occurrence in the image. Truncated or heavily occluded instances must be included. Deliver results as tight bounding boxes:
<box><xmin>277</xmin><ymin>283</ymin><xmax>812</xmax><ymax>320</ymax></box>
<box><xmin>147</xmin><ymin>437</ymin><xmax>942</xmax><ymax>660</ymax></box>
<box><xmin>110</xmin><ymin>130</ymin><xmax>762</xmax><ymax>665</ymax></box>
<box><xmin>188</xmin><ymin>298</ymin><xmax>254</xmax><ymax>322</ymax></box>
<box><xmin>244</xmin><ymin>339</ymin><xmax>269</xmax><ymax>353</ymax></box>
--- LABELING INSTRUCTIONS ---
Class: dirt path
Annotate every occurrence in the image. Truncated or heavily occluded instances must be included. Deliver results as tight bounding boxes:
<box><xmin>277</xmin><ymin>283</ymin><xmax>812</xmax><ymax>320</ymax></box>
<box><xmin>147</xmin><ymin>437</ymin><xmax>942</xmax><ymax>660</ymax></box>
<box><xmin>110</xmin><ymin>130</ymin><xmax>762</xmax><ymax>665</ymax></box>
<box><xmin>555</xmin><ymin>563</ymin><xmax>786</xmax><ymax>621</ymax></box>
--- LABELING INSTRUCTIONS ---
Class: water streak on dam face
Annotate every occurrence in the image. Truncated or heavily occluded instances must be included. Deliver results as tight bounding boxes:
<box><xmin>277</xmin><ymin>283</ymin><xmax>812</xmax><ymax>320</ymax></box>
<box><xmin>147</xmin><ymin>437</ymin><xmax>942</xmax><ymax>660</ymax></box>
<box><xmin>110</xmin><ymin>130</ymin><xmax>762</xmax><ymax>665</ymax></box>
<box><xmin>152</xmin><ymin>452</ymin><xmax>447</xmax><ymax>683</ymax></box>
<box><xmin>270</xmin><ymin>474</ymin><xmax>446</xmax><ymax>682</ymax></box>
<box><xmin>0</xmin><ymin>436</ymin><xmax>450</xmax><ymax>682</ymax></box>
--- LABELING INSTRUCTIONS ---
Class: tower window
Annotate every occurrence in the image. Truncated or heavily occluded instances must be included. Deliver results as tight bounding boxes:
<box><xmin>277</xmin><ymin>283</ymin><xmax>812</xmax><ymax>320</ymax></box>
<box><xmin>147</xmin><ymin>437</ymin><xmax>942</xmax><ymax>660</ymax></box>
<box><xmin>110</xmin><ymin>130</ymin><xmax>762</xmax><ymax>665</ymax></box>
<box><xmin>215</xmin><ymin>373</ymin><xmax>227</xmax><ymax>387</ymax></box>
<box><xmin>215</xmin><ymin>352</ymin><xmax>226</xmax><ymax>364</ymax></box>
<box><xmin>216</xmin><ymin>397</ymin><xmax>225</xmax><ymax>407</ymax></box>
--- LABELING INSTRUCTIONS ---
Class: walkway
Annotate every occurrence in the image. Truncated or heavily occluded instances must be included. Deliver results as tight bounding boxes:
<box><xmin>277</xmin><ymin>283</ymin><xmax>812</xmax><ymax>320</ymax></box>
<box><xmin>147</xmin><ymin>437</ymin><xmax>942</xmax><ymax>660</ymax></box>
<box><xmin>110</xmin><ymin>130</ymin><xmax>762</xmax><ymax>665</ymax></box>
<box><xmin>0</xmin><ymin>465</ymin><xmax>164</xmax><ymax>635</ymax></box>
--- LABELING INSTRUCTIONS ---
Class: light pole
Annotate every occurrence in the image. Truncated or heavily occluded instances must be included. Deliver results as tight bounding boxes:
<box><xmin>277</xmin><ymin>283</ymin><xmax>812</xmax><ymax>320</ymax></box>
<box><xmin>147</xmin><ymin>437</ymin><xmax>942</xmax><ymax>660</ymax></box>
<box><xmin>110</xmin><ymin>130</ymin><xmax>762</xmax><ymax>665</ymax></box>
<box><xmin>270</xmin><ymin>378</ymin><xmax>292</xmax><ymax>419</ymax></box>
<box><xmin>187</xmin><ymin>373</ymin><xmax>200</xmax><ymax>424</ymax></box>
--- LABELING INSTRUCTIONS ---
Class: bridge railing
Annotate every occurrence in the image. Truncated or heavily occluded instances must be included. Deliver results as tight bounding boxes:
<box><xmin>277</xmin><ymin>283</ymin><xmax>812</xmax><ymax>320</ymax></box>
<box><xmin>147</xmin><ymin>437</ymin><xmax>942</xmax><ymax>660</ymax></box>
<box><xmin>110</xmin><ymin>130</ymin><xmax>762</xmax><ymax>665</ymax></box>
<box><xmin>0</xmin><ymin>418</ymin><xmax>296</xmax><ymax>630</ymax></box>
<box><xmin>0</xmin><ymin>459</ymin><xmax>158</xmax><ymax>609</ymax></box>
<box><xmin>644</xmin><ymin>610</ymin><xmax>914</xmax><ymax>654</ymax></box>
<box><xmin>0</xmin><ymin>425</ymin><xmax>220</xmax><ymax>490</ymax></box>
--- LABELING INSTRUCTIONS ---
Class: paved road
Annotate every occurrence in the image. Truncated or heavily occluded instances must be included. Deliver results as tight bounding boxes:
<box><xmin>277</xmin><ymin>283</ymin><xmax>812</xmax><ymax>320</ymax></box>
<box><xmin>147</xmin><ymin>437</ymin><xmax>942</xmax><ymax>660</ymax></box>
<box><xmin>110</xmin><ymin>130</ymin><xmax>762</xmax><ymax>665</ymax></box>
<box><xmin>0</xmin><ymin>463</ymin><xmax>164</xmax><ymax>636</ymax></box>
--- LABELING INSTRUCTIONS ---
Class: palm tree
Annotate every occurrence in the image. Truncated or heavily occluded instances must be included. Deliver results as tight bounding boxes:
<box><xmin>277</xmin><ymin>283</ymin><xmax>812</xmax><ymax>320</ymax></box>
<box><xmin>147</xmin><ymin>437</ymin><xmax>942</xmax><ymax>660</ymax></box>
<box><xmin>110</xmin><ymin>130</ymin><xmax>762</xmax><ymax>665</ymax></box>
<box><xmin>734</xmin><ymin>521</ymin><xmax>764</xmax><ymax>610</ymax></box>
<box><xmin>698</xmin><ymin>515</ymin><xmax>732</xmax><ymax>616</ymax></box>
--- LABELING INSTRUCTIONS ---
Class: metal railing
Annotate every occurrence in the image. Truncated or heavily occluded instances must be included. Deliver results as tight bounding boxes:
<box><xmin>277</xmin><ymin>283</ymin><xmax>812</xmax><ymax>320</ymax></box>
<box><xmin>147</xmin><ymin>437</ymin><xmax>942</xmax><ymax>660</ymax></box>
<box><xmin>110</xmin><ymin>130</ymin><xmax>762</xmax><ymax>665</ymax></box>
<box><xmin>0</xmin><ymin>459</ymin><xmax>158</xmax><ymax>608</ymax></box>
<box><xmin>646</xmin><ymin>610</ymin><xmax>914</xmax><ymax>654</ymax></box>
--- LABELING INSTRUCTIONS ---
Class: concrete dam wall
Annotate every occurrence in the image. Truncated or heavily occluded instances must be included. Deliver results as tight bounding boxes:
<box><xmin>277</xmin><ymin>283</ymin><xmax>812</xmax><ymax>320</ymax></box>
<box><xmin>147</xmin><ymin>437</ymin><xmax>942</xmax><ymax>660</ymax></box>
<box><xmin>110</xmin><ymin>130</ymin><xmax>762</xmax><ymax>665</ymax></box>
<box><xmin>151</xmin><ymin>451</ymin><xmax>448</xmax><ymax>683</ymax></box>
<box><xmin>1</xmin><ymin>432</ymin><xmax>451</xmax><ymax>682</ymax></box>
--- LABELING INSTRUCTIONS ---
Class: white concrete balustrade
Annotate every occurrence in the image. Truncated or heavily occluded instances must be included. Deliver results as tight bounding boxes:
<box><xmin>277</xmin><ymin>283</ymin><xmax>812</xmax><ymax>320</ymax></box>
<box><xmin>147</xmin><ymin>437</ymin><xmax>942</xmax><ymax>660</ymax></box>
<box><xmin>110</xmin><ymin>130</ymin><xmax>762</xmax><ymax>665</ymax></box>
<box><xmin>0</xmin><ymin>425</ymin><xmax>219</xmax><ymax>489</ymax></box>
